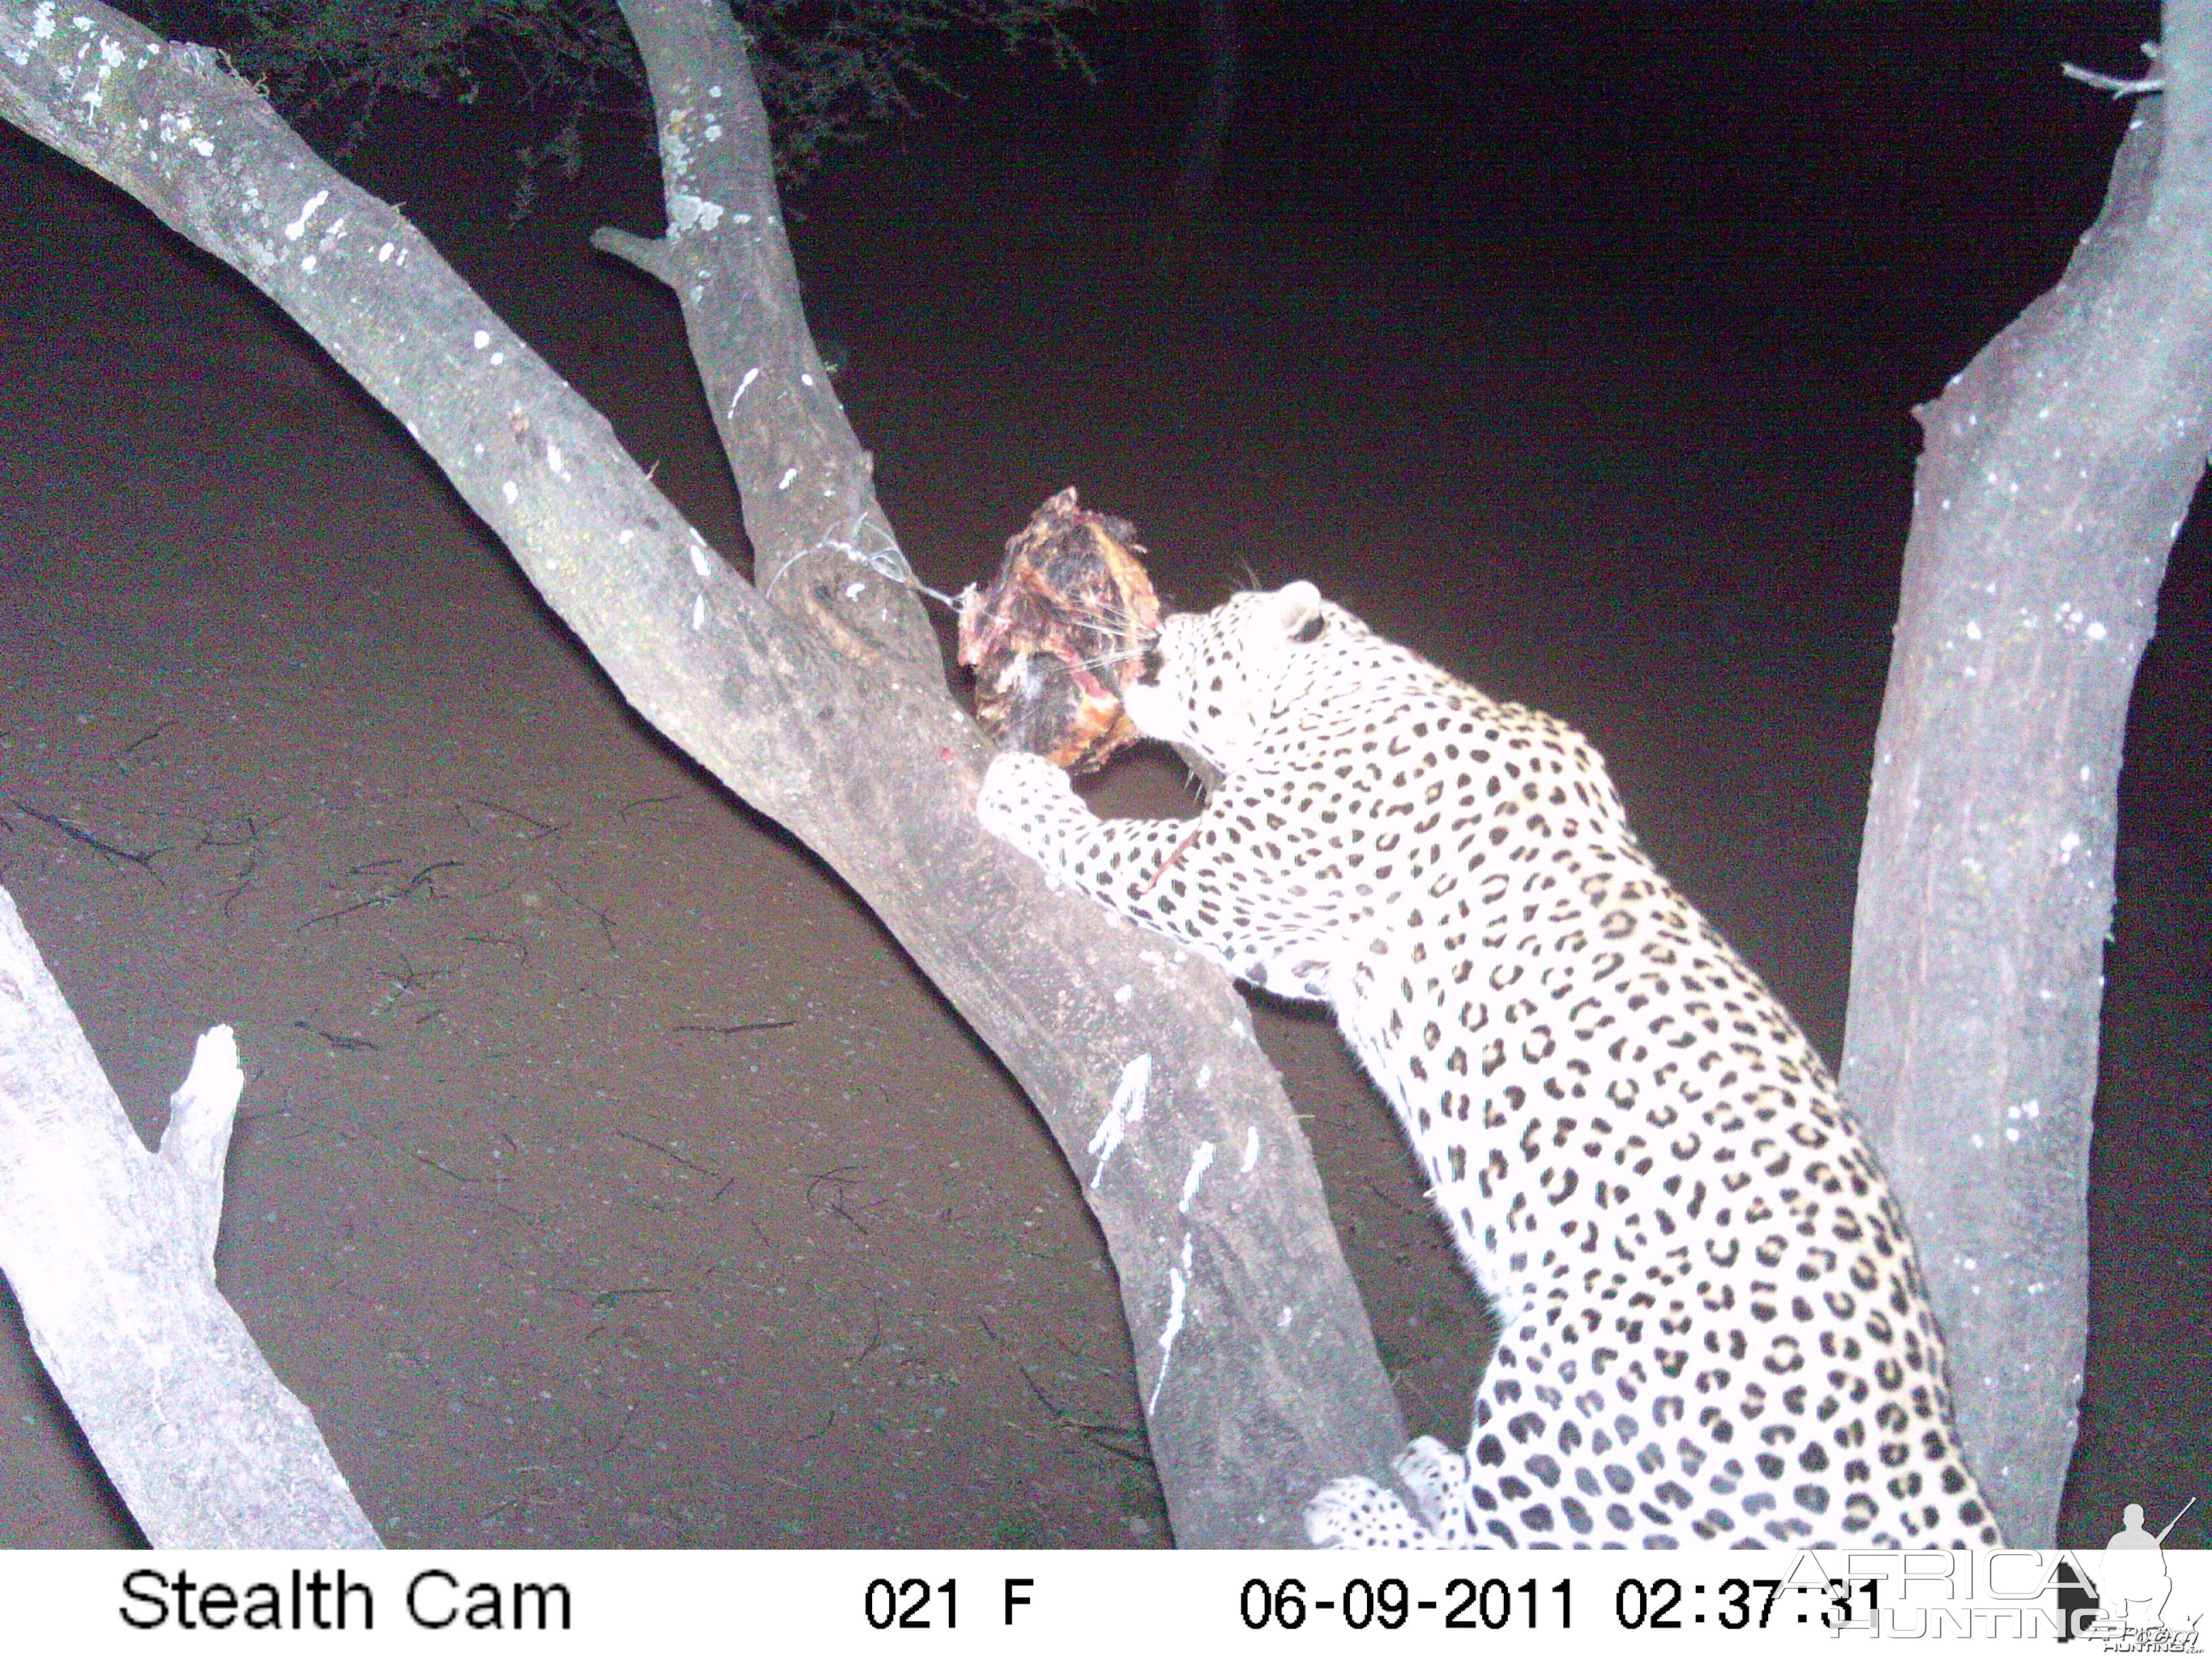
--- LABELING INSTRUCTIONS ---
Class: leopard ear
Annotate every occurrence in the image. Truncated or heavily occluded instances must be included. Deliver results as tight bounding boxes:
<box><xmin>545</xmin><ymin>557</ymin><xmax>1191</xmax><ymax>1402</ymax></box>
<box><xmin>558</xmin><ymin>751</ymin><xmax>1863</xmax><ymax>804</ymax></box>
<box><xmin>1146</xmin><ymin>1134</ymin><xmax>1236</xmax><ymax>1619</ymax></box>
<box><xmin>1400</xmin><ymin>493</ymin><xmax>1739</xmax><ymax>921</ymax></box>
<box><xmin>1274</xmin><ymin>580</ymin><xmax>1328</xmax><ymax>643</ymax></box>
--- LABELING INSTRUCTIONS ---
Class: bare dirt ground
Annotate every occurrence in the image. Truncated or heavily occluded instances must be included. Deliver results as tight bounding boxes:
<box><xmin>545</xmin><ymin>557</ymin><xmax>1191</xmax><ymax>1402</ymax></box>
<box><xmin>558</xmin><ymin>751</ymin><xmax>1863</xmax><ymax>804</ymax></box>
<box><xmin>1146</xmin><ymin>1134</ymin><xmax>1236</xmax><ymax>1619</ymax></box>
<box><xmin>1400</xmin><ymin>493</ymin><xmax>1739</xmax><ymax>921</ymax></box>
<box><xmin>1</xmin><ymin>82</ymin><xmax>2204</xmax><ymax>1550</ymax></box>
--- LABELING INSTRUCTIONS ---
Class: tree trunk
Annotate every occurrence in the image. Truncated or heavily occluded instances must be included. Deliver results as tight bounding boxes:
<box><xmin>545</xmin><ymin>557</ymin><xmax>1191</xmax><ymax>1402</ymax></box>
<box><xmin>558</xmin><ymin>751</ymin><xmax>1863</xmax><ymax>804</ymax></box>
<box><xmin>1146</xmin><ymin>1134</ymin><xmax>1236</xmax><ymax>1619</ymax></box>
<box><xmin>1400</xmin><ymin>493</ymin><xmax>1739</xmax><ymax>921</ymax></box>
<box><xmin>0</xmin><ymin>0</ymin><xmax>1405</xmax><ymax>1545</ymax></box>
<box><xmin>1839</xmin><ymin>9</ymin><xmax>2212</xmax><ymax>1546</ymax></box>
<box><xmin>1171</xmin><ymin>0</ymin><xmax>1241</xmax><ymax>225</ymax></box>
<box><xmin>0</xmin><ymin>890</ymin><xmax>380</xmax><ymax>1546</ymax></box>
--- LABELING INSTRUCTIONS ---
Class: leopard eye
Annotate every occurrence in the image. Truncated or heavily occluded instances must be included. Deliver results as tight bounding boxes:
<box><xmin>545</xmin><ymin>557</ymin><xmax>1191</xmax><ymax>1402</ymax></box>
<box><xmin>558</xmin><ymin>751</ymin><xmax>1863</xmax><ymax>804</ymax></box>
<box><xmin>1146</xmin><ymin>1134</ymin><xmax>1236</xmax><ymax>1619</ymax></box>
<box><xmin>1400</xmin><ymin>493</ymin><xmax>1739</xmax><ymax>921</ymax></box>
<box><xmin>1292</xmin><ymin>612</ymin><xmax>1328</xmax><ymax>644</ymax></box>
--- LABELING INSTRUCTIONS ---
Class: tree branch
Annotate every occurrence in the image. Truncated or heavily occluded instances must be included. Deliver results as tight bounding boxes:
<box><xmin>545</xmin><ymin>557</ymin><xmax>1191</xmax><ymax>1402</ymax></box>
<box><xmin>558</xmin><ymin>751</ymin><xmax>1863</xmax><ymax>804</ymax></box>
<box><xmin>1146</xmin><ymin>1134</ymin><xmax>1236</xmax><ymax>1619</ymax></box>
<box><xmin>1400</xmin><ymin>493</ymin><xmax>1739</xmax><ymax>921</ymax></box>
<box><xmin>0</xmin><ymin>887</ymin><xmax>379</xmax><ymax>1547</ymax></box>
<box><xmin>0</xmin><ymin>0</ymin><xmax>1410</xmax><ymax>1544</ymax></box>
<box><xmin>2061</xmin><ymin>42</ymin><xmax>2165</xmax><ymax>99</ymax></box>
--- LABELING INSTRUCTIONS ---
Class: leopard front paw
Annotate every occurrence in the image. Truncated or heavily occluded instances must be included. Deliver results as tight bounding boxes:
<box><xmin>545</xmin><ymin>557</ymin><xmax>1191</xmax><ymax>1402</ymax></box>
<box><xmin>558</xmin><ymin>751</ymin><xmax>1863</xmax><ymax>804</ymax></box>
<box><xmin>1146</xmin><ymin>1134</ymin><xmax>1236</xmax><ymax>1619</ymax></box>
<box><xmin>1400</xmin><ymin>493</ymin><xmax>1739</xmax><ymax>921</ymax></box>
<box><xmin>1304</xmin><ymin>1437</ymin><xmax>1476</xmax><ymax>1549</ymax></box>
<box><xmin>1304</xmin><ymin>1474</ymin><xmax>1445</xmax><ymax>1550</ymax></box>
<box><xmin>1392</xmin><ymin>1435</ymin><xmax>1475</xmax><ymax>1542</ymax></box>
<box><xmin>977</xmin><ymin>750</ymin><xmax>1078</xmax><ymax>856</ymax></box>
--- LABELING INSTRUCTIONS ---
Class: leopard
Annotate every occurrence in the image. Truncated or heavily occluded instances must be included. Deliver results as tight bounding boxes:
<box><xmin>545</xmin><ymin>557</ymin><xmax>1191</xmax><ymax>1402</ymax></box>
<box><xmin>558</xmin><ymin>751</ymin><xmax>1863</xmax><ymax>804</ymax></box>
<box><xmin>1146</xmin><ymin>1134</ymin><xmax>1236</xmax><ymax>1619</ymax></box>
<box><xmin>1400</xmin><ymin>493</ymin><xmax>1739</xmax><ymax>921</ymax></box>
<box><xmin>976</xmin><ymin>578</ymin><xmax>2001</xmax><ymax>1550</ymax></box>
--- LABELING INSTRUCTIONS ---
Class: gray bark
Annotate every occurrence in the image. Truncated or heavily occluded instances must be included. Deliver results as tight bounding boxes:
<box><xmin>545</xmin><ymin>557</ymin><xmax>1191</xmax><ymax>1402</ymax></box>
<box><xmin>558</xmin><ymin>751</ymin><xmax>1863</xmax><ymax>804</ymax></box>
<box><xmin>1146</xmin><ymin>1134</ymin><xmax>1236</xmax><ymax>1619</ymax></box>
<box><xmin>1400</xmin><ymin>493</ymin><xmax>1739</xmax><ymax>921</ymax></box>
<box><xmin>0</xmin><ymin>888</ymin><xmax>380</xmax><ymax>1547</ymax></box>
<box><xmin>1839</xmin><ymin>10</ymin><xmax>2212</xmax><ymax>1547</ymax></box>
<box><xmin>0</xmin><ymin>0</ymin><xmax>1407</xmax><ymax>1546</ymax></box>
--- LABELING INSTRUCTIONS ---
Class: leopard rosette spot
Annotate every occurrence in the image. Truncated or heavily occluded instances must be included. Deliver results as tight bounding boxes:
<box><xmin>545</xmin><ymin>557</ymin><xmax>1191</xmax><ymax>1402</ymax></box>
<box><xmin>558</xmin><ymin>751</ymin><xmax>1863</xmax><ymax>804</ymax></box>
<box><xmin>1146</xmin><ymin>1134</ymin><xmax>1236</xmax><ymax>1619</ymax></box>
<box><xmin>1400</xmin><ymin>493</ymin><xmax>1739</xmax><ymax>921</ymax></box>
<box><xmin>977</xmin><ymin>579</ymin><xmax>1999</xmax><ymax>1551</ymax></box>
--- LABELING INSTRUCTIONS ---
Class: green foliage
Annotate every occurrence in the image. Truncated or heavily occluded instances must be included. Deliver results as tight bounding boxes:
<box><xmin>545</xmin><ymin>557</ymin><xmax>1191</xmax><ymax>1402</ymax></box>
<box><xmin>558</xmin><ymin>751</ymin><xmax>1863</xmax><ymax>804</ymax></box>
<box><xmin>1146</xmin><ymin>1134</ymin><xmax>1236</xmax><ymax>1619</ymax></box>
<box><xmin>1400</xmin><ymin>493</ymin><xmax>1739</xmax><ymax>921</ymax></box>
<box><xmin>150</xmin><ymin>0</ymin><xmax>1092</xmax><ymax>182</ymax></box>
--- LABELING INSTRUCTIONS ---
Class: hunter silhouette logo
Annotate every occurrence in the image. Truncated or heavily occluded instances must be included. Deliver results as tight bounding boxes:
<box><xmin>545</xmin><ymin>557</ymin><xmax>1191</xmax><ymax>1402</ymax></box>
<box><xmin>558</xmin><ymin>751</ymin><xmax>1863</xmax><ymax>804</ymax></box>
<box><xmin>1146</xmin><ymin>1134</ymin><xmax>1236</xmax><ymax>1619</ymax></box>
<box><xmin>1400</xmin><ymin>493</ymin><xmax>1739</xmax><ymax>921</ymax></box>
<box><xmin>2064</xmin><ymin>1497</ymin><xmax>2204</xmax><ymax>1649</ymax></box>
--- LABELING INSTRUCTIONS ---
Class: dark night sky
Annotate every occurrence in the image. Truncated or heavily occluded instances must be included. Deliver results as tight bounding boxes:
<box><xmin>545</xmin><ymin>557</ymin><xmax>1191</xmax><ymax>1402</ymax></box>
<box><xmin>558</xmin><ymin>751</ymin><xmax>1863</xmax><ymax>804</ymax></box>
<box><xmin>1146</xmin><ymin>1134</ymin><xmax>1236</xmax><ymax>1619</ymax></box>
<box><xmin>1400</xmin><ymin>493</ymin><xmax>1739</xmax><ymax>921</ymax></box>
<box><xmin>926</xmin><ymin>5</ymin><xmax>2158</xmax><ymax>213</ymax></box>
<box><xmin>855</xmin><ymin>1</ymin><xmax>2167</xmax><ymax>420</ymax></box>
<box><xmin>136</xmin><ymin>0</ymin><xmax>2173</xmax><ymax>387</ymax></box>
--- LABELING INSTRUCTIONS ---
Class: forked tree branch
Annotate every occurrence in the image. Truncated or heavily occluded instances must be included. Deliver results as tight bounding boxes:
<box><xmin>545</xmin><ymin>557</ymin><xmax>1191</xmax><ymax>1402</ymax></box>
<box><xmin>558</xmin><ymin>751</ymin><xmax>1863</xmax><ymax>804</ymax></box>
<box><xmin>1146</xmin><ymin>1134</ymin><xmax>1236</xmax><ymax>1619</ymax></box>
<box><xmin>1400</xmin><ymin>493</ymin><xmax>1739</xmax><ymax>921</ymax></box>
<box><xmin>0</xmin><ymin>889</ymin><xmax>380</xmax><ymax>1547</ymax></box>
<box><xmin>0</xmin><ymin>0</ymin><xmax>1407</xmax><ymax>1545</ymax></box>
